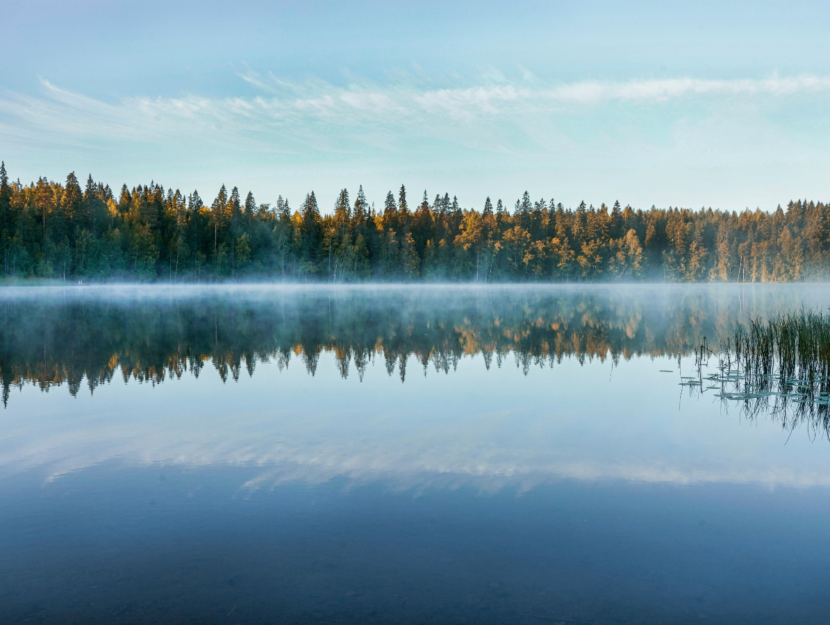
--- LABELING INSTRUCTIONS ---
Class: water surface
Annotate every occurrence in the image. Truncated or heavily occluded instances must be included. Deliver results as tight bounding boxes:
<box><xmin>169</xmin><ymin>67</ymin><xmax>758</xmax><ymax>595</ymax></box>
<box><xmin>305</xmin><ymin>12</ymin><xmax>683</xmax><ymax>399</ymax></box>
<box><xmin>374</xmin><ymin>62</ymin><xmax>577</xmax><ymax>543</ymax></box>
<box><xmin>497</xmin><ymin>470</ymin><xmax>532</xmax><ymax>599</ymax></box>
<box><xmin>2</xmin><ymin>285</ymin><xmax>830</xmax><ymax>624</ymax></box>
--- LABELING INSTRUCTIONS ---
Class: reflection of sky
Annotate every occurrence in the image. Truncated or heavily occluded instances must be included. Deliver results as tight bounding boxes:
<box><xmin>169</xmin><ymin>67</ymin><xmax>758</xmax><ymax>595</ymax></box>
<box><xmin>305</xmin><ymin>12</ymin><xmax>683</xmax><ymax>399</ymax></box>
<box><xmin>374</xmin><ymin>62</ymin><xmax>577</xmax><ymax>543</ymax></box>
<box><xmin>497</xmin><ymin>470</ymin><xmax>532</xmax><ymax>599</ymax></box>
<box><xmin>4</xmin><ymin>349</ymin><xmax>830</xmax><ymax>492</ymax></box>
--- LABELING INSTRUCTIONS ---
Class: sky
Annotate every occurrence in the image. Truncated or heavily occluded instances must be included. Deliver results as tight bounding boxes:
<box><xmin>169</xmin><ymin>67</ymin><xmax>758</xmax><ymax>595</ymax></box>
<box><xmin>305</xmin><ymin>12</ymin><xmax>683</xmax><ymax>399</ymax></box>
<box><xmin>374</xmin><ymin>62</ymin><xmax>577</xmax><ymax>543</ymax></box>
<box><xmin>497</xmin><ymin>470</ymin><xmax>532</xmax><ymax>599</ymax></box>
<box><xmin>2</xmin><ymin>0</ymin><xmax>830</xmax><ymax>212</ymax></box>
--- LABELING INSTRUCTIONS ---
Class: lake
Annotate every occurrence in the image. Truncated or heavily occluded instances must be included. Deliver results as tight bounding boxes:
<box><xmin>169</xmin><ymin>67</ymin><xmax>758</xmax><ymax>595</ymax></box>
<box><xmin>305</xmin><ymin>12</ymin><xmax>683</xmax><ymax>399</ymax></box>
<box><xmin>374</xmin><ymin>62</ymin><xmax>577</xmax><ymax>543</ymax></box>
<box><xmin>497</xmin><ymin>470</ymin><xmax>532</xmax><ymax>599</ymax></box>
<box><xmin>2</xmin><ymin>284</ymin><xmax>830</xmax><ymax>624</ymax></box>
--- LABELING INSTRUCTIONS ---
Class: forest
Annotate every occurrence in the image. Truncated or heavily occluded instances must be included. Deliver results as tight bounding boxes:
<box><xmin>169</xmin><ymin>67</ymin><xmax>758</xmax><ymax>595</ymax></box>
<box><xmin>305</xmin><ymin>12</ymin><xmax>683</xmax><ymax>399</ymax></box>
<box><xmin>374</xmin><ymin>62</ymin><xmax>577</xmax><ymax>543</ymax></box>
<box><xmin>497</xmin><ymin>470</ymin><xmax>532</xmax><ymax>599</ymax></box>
<box><xmin>0</xmin><ymin>162</ymin><xmax>825</xmax><ymax>282</ymax></box>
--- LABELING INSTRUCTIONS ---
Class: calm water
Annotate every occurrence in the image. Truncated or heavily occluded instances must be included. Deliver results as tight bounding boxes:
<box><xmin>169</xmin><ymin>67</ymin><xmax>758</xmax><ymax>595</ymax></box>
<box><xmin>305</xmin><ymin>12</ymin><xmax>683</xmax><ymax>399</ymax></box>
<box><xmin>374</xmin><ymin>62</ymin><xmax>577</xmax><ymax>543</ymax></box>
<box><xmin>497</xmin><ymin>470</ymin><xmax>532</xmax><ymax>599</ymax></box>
<box><xmin>2</xmin><ymin>285</ymin><xmax>830</xmax><ymax>624</ymax></box>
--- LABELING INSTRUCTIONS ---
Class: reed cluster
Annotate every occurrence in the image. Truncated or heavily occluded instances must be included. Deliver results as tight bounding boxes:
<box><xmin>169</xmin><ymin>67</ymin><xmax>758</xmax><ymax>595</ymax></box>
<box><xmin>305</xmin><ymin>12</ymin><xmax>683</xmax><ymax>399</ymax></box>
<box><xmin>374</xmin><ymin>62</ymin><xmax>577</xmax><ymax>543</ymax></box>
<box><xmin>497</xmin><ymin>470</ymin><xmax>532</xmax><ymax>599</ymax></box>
<box><xmin>730</xmin><ymin>310</ymin><xmax>830</xmax><ymax>390</ymax></box>
<box><xmin>695</xmin><ymin>309</ymin><xmax>830</xmax><ymax>438</ymax></box>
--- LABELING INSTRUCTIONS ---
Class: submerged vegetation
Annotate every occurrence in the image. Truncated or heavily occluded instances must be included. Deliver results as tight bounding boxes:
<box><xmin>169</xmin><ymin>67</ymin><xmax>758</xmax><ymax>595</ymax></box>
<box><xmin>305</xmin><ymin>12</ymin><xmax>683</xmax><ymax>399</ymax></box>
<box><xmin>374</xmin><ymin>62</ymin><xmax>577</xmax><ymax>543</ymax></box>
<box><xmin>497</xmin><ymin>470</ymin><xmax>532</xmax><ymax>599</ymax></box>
<box><xmin>0</xmin><ymin>162</ymin><xmax>829</xmax><ymax>282</ymax></box>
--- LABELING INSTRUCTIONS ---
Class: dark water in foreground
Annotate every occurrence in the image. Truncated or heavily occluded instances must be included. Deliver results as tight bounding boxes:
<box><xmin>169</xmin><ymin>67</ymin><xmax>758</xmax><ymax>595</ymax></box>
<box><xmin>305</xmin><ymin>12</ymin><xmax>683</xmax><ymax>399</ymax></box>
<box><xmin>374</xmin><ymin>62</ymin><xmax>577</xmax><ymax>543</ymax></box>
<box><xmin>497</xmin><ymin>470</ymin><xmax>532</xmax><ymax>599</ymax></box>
<box><xmin>2</xmin><ymin>285</ymin><xmax>830</xmax><ymax>624</ymax></box>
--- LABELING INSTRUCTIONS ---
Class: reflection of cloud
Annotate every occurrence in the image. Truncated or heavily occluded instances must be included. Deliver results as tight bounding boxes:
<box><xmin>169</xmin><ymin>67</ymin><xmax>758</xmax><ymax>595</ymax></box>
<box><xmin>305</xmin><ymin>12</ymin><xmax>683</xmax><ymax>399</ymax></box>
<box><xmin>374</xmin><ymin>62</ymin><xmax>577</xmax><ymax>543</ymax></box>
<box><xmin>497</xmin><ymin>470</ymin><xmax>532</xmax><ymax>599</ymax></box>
<box><xmin>2</xmin><ymin>403</ymin><xmax>830</xmax><ymax>493</ymax></box>
<box><xmin>239</xmin><ymin>462</ymin><xmax>830</xmax><ymax>495</ymax></box>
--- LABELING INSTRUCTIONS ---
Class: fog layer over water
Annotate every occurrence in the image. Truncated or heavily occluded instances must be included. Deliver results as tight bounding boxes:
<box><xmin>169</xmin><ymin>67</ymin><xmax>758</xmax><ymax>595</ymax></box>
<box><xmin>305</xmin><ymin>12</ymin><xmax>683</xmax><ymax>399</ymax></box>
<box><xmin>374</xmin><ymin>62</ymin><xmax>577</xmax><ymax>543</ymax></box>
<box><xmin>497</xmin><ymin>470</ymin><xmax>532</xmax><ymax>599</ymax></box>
<box><xmin>3</xmin><ymin>285</ymin><xmax>830</xmax><ymax>624</ymax></box>
<box><xmin>2</xmin><ymin>283</ymin><xmax>827</xmax><ymax>395</ymax></box>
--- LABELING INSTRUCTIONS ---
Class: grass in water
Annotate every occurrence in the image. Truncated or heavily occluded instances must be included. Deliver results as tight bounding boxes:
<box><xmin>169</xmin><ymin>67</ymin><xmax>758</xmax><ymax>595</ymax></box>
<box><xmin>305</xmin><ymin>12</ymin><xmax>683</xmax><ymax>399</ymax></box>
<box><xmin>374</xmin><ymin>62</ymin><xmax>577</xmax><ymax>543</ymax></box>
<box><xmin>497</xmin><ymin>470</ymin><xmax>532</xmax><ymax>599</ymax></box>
<box><xmin>685</xmin><ymin>310</ymin><xmax>830</xmax><ymax>439</ymax></box>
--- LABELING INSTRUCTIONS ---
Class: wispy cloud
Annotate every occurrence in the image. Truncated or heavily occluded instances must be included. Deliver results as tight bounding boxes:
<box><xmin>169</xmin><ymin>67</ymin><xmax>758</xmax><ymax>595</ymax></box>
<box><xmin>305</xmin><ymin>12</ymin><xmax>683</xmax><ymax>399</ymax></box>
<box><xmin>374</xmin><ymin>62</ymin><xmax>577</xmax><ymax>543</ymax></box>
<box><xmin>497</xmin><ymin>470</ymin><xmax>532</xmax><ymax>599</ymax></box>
<box><xmin>3</xmin><ymin>71</ymin><xmax>830</xmax><ymax>211</ymax></box>
<box><xmin>3</xmin><ymin>72</ymin><xmax>830</xmax><ymax>151</ymax></box>
<box><xmin>414</xmin><ymin>85</ymin><xmax>527</xmax><ymax>121</ymax></box>
<box><xmin>546</xmin><ymin>75</ymin><xmax>830</xmax><ymax>104</ymax></box>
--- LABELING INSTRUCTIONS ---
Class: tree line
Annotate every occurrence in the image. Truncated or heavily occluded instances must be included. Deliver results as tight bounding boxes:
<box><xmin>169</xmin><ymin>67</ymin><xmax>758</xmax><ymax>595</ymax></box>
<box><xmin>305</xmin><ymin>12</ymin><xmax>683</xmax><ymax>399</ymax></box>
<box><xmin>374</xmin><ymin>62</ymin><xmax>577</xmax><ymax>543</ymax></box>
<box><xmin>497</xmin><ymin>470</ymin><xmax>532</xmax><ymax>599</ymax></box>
<box><xmin>0</xmin><ymin>162</ymin><xmax>825</xmax><ymax>282</ymax></box>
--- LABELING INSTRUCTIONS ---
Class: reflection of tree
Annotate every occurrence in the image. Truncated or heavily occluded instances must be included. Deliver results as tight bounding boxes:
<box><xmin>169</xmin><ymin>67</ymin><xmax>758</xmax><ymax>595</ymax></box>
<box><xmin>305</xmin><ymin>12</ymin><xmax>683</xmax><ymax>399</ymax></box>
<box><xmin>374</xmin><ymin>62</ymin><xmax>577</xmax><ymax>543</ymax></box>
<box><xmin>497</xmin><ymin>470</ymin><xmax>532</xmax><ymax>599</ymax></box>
<box><xmin>0</xmin><ymin>287</ymin><xmax>820</xmax><ymax>405</ymax></box>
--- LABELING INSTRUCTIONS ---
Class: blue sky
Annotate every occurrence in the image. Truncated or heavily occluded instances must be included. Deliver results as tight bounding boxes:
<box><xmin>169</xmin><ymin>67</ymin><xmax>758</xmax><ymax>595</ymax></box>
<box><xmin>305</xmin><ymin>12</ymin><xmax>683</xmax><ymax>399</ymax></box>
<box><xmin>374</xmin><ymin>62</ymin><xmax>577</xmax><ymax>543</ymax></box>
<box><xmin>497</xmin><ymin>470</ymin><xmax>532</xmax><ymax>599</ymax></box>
<box><xmin>2</xmin><ymin>0</ymin><xmax>830</xmax><ymax>212</ymax></box>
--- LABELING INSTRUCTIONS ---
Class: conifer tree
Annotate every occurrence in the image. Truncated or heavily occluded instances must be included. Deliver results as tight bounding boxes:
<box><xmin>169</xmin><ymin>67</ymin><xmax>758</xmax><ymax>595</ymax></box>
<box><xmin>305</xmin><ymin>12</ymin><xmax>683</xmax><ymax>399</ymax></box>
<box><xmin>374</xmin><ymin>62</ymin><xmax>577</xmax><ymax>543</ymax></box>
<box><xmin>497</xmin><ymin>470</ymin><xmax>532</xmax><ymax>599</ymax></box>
<box><xmin>0</xmin><ymin>163</ymin><xmax>10</xmax><ymax>256</ymax></box>
<box><xmin>383</xmin><ymin>190</ymin><xmax>398</xmax><ymax>222</ymax></box>
<box><xmin>398</xmin><ymin>185</ymin><xmax>408</xmax><ymax>217</ymax></box>
<box><xmin>211</xmin><ymin>185</ymin><xmax>228</xmax><ymax>254</ymax></box>
<box><xmin>62</xmin><ymin>172</ymin><xmax>84</xmax><ymax>234</ymax></box>
<box><xmin>483</xmin><ymin>197</ymin><xmax>493</xmax><ymax>216</ymax></box>
<box><xmin>244</xmin><ymin>191</ymin><xmax>256</xmax><ymax>219</ymax></box>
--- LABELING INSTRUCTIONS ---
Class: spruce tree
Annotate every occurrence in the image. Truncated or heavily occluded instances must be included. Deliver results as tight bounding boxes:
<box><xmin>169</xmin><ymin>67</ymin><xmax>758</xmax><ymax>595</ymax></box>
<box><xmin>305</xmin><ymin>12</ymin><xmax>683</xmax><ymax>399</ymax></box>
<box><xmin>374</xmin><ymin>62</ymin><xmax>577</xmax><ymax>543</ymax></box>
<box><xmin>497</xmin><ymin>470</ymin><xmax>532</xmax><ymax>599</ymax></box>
<box><xmin>383</xmin><ymin>190</ymin><xmax>398</xmax><ymax>228</ymax></box>
<box><xmin>62</xmin><ymin>172</ymin><xmax>84</xmax><ymax>232</ymax></box>
<box><xmin>84</xmin><ymin>174</ymin><xmax>100</xmax><ymax>234</ymax></box>
<box><xmin>354</xmin><ymin>186</ymin><xmax>368</xmax><ymax>223</ymax></box>
<box><xmin>483</xmin><ymin>197</ymin><xmax>493</xmax><ymax>216</ymax></box>
<box><xmin>398</xmin><ymin>185</ymin><xmax>408</xmax><ymax>216</ymax></box>
<box><xmin>334</xmin><ymin>189</ymin><xmax>351</xmax><ymax>222</ymax></box>
<box><xmin>441</xmin><ymin>193</ymin><xmax>450</xmax><ymax>215</ymax></box>
<box><xmin>244</xmin><ymin>191</ymin><xmax>256</xmax><ymax>216</ymax></box>
<box><xmin>301</xmin><ymin>191</ymin><xmax>322</xmax><ymax>267</ymax></box>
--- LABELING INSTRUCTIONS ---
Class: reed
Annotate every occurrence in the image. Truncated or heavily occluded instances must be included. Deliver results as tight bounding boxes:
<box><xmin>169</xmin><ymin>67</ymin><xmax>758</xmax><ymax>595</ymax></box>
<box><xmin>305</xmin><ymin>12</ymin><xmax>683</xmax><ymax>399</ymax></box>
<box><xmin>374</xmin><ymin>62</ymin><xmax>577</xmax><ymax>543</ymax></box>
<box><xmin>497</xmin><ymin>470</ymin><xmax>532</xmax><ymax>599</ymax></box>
<box><xmin>686</xmin><ymin>309</ymin><xmax>830</xmax><ymax>438</ymax></box>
